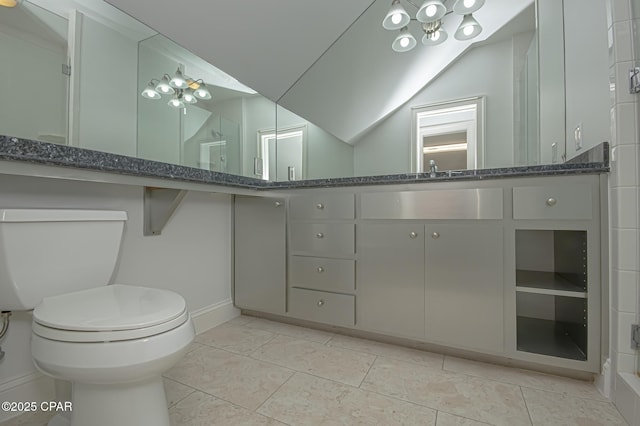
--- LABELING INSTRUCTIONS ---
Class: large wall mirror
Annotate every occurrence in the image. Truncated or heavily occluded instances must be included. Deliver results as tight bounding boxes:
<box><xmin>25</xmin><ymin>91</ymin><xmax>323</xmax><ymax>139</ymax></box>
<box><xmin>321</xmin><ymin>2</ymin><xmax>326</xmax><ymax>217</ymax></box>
<box><xmin>0</xmin><ymin>0</ymin><xmax>609</xmax><ymax>182</ymax></box>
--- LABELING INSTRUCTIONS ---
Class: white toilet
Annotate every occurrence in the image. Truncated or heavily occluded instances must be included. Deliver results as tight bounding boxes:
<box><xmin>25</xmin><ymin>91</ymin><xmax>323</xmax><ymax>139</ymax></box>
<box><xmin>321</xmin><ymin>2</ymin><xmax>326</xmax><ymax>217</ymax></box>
<box><xmin>0</xmin><ymin>209</ymin><xmax>195</xmax><ymax>426</ymax></box>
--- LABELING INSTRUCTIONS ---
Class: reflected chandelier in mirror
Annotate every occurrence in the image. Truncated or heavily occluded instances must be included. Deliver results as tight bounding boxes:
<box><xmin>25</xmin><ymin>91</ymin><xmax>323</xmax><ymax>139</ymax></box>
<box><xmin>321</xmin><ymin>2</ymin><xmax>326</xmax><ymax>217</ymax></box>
<box><xmin>141</xmin><ymin>66</ymin><xmax>212</xmax><ymax>109</ymax></box>
<box><xmin>383</xmin><ymin>0</ymin><xmax>485</xmax><ymax>52</ymax></box>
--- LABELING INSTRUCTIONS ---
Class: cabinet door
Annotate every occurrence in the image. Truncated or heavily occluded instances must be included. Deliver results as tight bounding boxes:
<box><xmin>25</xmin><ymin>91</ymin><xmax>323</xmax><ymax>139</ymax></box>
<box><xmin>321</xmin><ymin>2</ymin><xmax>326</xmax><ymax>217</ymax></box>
<box><xmin>425</xmin><ymin>224</ymin><xmax>504</xmax><ymax>353</ymax></box>
<box><xmin>234</xmin><ymin>196</ymin><xmax>286</xmax><ymax>314</ymax></box>
<box><xmin>357</xmin><ymin>224</ymin><xmax>425</xmax><ymax>339</ymax></box>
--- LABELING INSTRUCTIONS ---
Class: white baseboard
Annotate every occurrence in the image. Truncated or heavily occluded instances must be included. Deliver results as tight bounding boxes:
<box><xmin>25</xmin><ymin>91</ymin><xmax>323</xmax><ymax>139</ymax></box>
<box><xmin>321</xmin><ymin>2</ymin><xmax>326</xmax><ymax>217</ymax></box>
<box><xmin>595</xmin><ymin>357</ymin><xmax>612</xmax><ymax>399</ymax></box>
<box><xmin>191</xmin><ymin>299</ymin><xmax>240</xmax><ymax>335</ymax></box>
<box><xmin>0</xmin><ymin>372</ymin><xmax>55</xmax><ymax>422</ymax></box>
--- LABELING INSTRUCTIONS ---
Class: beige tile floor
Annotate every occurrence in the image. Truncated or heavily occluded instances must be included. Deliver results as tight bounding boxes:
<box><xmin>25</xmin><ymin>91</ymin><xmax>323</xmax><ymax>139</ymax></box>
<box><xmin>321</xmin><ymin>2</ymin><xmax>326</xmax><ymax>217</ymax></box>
<box><xmin>2</xmin><ymin>315</ymin><xmax>628</xmax><ymax>425</ymax></box>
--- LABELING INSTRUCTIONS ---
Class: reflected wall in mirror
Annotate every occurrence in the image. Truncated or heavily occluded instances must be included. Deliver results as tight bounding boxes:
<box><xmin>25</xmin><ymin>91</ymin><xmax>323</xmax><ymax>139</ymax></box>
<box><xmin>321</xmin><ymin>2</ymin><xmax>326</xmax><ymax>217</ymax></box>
<box><xmin>0</xmin><ymin>1</ymin><xmax>68</xmax><ymax>144</ymax></box>
<box><xmin>1</xmin><ymin>0</ymin><xmax>610</xmax><ymax>182</ymax></box>
<box><xmin>278</xmin><ymin>0</ymin><xmax>610</xmax><ymax>176</ymax></box>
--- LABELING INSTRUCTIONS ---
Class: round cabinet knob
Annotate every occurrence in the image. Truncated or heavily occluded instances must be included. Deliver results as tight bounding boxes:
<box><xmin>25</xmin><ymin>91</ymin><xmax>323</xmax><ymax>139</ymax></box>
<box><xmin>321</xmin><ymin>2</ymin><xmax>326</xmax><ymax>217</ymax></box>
<box><xmin>317</xmin><ymin>266</ymin><xmax>324</xmax><ymax>273</ymax></box>
<box><xmin>316</xmin><ymin>232</ymin><xmax>324</xmax><ymax>239</ymax></box>
<box><xmin>431</xmin><ymin>232</ymin><xmax>440</xmax><ymax>239</ymax></box>
<box><xmin>409</xmin><ymin>231</ymin><xmax>418</xmax><ymax>239</ymax></box>
<box><xmin>316</xmin><ymin>203</ymin><xmax>324</xmax><ymax>210</ymax></box>
<box><xmin>274</xmin><ymin>201</ymin><xmax>282</xmax><ymax>207</ymax></box>
<box><xmin>546</xmin><ymin>197</ymin><xmax>557</xmax><ymax>206</ymax></box>
<box><xmin>317</xmin><ymin>299</ymin><xmax>325</xmax><ymax>307</ymax></box>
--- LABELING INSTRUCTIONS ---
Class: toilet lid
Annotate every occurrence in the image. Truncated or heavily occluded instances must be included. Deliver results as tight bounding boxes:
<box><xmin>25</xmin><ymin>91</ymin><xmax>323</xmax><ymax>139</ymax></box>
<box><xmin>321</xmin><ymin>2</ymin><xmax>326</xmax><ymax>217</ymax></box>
<box><xmin>33</xmin><ymin>284</ymin><xmax>187</xmax><ymax>331</ymax></box>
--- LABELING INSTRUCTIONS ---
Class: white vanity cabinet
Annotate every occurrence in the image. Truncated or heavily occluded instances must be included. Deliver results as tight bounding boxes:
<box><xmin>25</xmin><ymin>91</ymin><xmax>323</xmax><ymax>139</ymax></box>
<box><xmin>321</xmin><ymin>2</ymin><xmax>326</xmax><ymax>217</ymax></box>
<box><xmin>508</xmin><ymin>178</ymin><xmax>602</xmax><ymax>372</ymax></box>
<box><xmin>357</xmin><ymin>223</ymin><xmax>425</xmax><ymax>339</ymax></box>
<box><xmin>241</xmin><ymin>173</ymin><xmax>605</xmax><ymax>374</ymax></box>
<box><xmin>425</xmin><ymin>223</ymin><xmax>504</xmax><ymax>353</ymax></box>
<box><xmin>287</xmin><ymin>193</ymin><xmax>356</xmax><ymax>327</ymax></box>
<box><xmin>234</xmin><ymin>196</ymin><xmax>286</xmax><ymax>315</ymax></box>
<box><xmin>357</xmin><ymin>188</ymin><xmax>505</xmax><ymax>353</ymax></box>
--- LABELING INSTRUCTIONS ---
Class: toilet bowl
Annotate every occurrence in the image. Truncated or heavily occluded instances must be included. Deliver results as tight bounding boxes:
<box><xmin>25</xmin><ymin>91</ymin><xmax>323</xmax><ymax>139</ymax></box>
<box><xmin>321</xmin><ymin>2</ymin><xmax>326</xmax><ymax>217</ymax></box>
<box><xmin>0</xmin><ymin>209</ymin><xmax>195</xmax><ymax>426</ymax></box>
<box><xmin>31</xmin><ymin>285</ymin><xmax>195</xmax><ymax>426</ymax></box>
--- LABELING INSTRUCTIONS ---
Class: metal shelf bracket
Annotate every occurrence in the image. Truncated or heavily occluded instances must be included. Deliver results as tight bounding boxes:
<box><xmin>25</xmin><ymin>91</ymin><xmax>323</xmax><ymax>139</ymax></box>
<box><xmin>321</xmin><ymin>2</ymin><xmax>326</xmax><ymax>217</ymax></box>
<box><xmin>143</xmin><ymin>187</ymin><xmax>187</xmax><ymax>236</ymax></box>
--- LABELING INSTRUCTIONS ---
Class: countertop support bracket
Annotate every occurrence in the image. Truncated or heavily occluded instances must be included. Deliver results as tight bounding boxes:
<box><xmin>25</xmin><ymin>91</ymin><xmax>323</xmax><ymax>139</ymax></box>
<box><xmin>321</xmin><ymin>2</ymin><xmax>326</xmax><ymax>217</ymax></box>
<box><xmin>143</xmin><ymin>187</ymin><xmax>187</xmax><ymax>236</ymax></box>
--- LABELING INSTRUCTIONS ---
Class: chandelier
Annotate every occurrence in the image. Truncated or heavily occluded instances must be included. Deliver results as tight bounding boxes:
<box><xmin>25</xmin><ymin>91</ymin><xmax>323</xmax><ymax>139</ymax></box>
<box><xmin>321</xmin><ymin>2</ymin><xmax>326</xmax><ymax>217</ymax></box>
<box><xmin>382</xmin><ymin>0</ymin><xmax>484</xmax><ymax>52</ymax></box>
<box><xmin>140</xmin><ymin>67</ymin><xmax>212</xmax><ymax>109</ymax></box>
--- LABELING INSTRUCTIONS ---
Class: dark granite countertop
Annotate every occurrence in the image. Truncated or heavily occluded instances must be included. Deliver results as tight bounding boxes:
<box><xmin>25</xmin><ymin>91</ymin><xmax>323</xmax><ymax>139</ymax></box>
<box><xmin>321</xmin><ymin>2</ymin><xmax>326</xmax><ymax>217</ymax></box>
<box><xmin>0</xmin><ymin>135</ymin><xmax>609</xmax><ymax>190</ymax></box>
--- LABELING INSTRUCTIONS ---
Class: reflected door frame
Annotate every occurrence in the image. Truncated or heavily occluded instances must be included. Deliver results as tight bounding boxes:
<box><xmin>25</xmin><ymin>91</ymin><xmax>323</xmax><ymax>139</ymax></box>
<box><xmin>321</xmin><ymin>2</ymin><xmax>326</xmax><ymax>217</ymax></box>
<box><xmin>257</xmin><ymin>124</ymin><xmax>307</xmax><ymax>181</ymax></box>
<box><xmin>420</xmin><ymin>121</ymin><xmax>476</xmax><ymax>170</ymax></box>
<box><xmin>411</xmin><ymin>96</ymin><xmax>485</xmax><ymax>172</ymax></box>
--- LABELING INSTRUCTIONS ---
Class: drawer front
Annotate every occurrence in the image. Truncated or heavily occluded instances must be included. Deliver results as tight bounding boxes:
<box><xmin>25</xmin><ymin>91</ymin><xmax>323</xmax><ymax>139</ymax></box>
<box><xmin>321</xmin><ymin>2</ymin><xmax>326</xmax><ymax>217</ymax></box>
<box><xmin>513</xmin><ymin>184</ymin><xmax>592</xmax><ymax>220</ymax></box>
<box><xmin>289</xmin><ymin>223</ymin><xmax>355</xmax><ymax>256</ymax></box>
<box><xmin>288</xmin><ymin>288</ymin><xmax>355</xmax><ymax>327</ymax></box>
<box><xmin>290</xmin><ymin>256</ymin><xmax>355</xmax><ymax>293</ymax></box>
<box><xmin>289</xmin><ymin>193</ymin><xmax>355</xmax><ymax>220</ymax></box>
<box><xmin>360</xmin><ymin>188</ymin><xmax>503</xmax><ymax>220</ymax></box>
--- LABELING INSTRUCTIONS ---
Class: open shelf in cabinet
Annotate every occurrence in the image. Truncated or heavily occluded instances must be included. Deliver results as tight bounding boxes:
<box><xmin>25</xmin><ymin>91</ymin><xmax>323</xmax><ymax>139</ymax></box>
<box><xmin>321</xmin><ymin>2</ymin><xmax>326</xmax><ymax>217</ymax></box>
<box><xmin>517</xmin><ymin>316</ymin><xmax>587</xmax><ymax>361</ymax></box>
<box><xmin>516</xmin><ymin>270</ymin><xmax>586</xmax><ymax>298</ymax></box>
<box><xmin>515</xmin><ymin>229</ymin><xmax>588</xmax><ymax>361</ymax></box>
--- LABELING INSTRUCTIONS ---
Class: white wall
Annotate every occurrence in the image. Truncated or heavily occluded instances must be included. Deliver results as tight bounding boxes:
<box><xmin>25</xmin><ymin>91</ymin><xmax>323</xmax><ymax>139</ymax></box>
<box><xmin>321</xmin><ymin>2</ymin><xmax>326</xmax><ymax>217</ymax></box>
<box><xmin>0</xmin><ymin>175</ymin><xmax>233</xmax><ymax>421</ymax></box>
<box><xmin>74</xmin><ymin>13</ymin><xmax>137</xmax><ymax>156</ymax></box>
<box><xmin>277</xmin><ymin>105</ymin><xmax>354</xmax><ymax>179</ymax></box>
<box><xmin>243</xmin><ymin>97</ymin><xmax>354</xmax><ymax>180</ymax></box>
<box><xmin>0</xmin><ymin>21</ymin><xmax>67</xmax><ymax>143</ymax></box>
<box><xmin>354</xmin><ymin>38</ymin><xmax>515</xmax><ymax>176</ymax></box>
<box><xmin>606</xmin><ymin>0</ymin><xmax>640</xmax><ymax>422</ymax></box>
<box><xmin>243</xmin><ymin>96</ymin><xmax>277</xmax><ymax>177</ymax></box>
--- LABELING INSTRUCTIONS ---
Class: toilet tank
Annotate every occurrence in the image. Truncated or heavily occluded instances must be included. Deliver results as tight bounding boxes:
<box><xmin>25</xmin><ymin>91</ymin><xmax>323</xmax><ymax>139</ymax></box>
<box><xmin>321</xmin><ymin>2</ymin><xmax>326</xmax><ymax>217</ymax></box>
<box><xmin>0</xmin><ymin>209</ymin><xmax>128</xmax><ymax>311</ymax></box>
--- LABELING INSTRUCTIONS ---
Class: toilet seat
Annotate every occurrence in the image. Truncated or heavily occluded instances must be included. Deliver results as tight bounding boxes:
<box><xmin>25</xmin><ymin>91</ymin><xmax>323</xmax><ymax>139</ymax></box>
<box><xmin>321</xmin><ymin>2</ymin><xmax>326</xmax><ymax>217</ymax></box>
<box><xmin>32</xmin><ymin>284</ymin><xmax>189</xmax><ymax>343</ymax></box>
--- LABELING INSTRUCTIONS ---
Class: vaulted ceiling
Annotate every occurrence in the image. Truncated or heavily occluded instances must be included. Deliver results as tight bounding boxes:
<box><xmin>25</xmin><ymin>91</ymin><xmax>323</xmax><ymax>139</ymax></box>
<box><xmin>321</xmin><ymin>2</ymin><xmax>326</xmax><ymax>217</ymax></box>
<box><xmin>104</xmin><ymin>0</ymin><xmax>377</xmax><ymax>102</ymax></box>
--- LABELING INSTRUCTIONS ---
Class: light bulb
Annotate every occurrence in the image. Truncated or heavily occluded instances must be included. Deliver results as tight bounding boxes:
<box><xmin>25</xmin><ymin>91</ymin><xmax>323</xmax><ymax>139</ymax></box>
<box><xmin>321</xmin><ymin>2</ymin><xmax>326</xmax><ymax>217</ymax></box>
<box><xmin>168</xmin><ymin>98</ymin><xmax>185</xmax><ymax>108</ymax></box>
<box><xmin>426</xmin><ymin>4</ymin><xmax>437</xmax><ymax>17</ymax></box>
<box><xmin>169</xmin><ymin>68</ymin><xmax>187</xmax><ymax>89</ymax></box>
<box><xmin>463</xmin><ymin>0</ymin><xmax>475</xmax><ymax>7</ymax></box>
<box><xmin>400</xmin><ymin>37</ymin><xmax>410</xmax><ymax>48</ymax></box>
<box><xmin>391</xmin><ymin>13</ymin><xmax>402</xmax><ymax>24</ymax></box>
<box><xmin>183</xmin><ymin>89</ymin><xmax>198</xmax><ymax>104</ymax></box>
<box><xmin>432</xmin><ymin>31</ymin><xmax>441</xmax><ymax>41</ymax></box>
<box><xmin>463</xmin><ymin>25</ymin><xmax>474</xmax><ymax>36</ymax></box>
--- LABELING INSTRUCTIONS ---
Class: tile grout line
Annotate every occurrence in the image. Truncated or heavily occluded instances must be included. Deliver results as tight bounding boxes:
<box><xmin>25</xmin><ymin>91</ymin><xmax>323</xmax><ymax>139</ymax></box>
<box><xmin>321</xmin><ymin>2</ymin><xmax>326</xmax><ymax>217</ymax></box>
<box><xmin>186</xmin><ymin>387</ymin><xmax>292</xmax><ymax>424</ymax></box>
<box><xmin>357</xmin><ymin>354</ymin><xmax>378</xmax><ymax>388</ymax></box>
<box><xmin>163</xmin><ymin>377</ymin><xmax>198</xmax><ymax>409</ymax></box>
<box><xmin>253</xmin><ymin>371</ymin><xmax>297</xmax><ymax>418</ymax></box>
<box><xmin>167</xmin><ymin>388</ymin><xmax>196</xmax><ymax>409</ymax></box>
<box><xmin>435</xmin><ymin>409</ymin><xmax>495</xmax><ymax>425</ymax></box>
<box><xmin>519</xmin><ymin>386</ymin><xmax>535</xmax><ymax>426</ymax></box>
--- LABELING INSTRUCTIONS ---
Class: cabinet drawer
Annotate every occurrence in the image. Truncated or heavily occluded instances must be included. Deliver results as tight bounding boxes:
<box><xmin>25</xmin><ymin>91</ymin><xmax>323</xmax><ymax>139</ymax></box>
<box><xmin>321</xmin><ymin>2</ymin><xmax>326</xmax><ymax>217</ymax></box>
<box><xmin>360</xmin><ymin>188</ymin><xmax>503</xmax><ymax>219</ymax></box>
<box><xmin>288</xmin><ymin>288</ymin><xmax>355</xmax><ymax>327</ymax></box>
<box><xmin>289</xmin><ymin>193</ymin><xmax>354</xmax><ymax>220</ymax></box>
<box><xmin>513</xmin><ymin>184</ymin><xmax>592</xmax><ymax>220</ymax></box>
<box><xmin>289</xmin><ymin>223</ymin><xmax>355</xmax><ymax>256</ymax></box>
<box><xmin>290</xmin><ymin>256</ymin><xmax>355</xmax><ymax>293</ymax></box>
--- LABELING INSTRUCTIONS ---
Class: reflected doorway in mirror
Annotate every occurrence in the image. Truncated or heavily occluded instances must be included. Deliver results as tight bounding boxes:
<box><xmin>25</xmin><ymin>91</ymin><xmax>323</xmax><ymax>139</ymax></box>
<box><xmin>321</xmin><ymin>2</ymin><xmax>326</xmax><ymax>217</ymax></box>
<box><xmin>258</xmin><ymin>125</ymin><xmax>307</xmax><ymax>181</ymax></box>
<box><xmin>199</xmin><ymin>141</ymin><xmax>227</xmax><ymax>172</ymax></box>
<box><xmin>411</xmin><ymin>97</ymin><xmax>485</xmax><ymax>173</ymax></box>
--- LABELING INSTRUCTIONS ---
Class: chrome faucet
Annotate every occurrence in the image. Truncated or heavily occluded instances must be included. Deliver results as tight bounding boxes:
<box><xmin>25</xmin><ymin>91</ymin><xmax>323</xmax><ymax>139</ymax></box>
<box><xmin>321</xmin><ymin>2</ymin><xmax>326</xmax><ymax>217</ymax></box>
<box><xmin>429</xmin><ymin>159</ymin><xmax>438</xmax><ymax>178</ymax></box>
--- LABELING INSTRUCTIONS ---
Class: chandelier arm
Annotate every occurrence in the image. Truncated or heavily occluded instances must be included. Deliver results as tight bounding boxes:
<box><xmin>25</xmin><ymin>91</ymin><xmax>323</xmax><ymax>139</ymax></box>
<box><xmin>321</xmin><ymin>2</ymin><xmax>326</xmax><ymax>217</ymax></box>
<box><xmin>405</xmin><ymin>0</ymin><xmax>453</xmax><ymax>9</ymax></box>
<box><xmin>405</xmin><ymin>0</ymin><xmax>421</xmax><ymax>10</ymax></box>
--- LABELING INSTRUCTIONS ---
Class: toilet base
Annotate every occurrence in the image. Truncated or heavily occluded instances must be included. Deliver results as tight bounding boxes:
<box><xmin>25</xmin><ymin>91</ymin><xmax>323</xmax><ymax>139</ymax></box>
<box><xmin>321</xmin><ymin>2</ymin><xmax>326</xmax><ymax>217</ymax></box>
<box><xmin>47</xmin><ymin>413</ymin><xmax>70</xmax><ymax>426</ymax></box>
<box><xmin>70</xmin><ymin>376</ymin><xmax>169</xmax><ymax>426</ymax></box>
